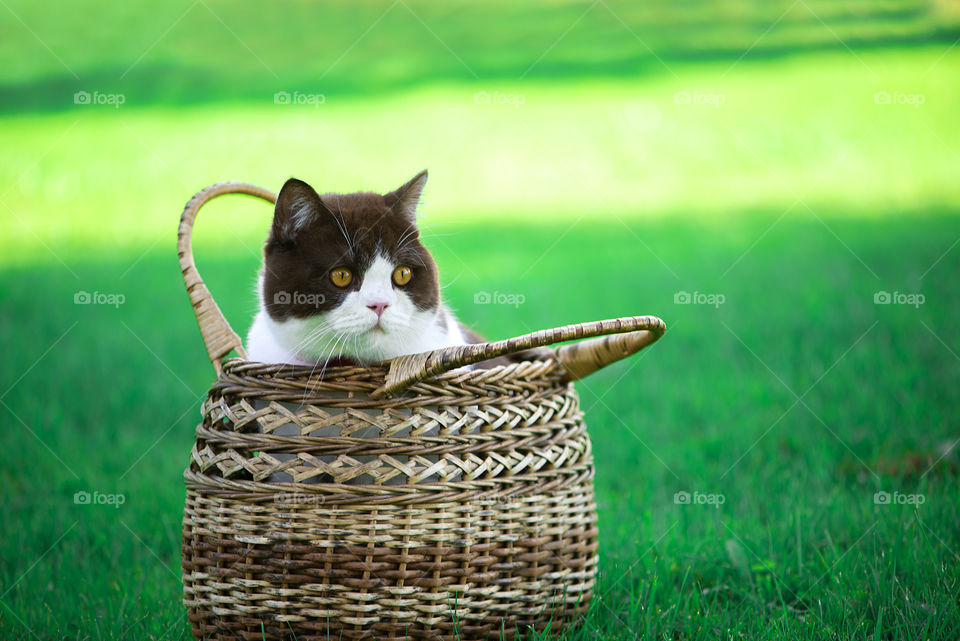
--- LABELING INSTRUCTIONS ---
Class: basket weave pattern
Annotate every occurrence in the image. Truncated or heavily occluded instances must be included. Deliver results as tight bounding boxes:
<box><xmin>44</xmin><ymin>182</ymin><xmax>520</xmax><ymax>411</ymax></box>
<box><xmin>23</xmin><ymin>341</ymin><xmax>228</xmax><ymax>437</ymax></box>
<box><xmin>177</xmin><ymin>183</ymin><xmax>665</xmax><ymax>640</ymax></box>
<box><xmin>183</xmin><ymin>360</ymin><xmax>597</xmax><ymax>639</ymax></box>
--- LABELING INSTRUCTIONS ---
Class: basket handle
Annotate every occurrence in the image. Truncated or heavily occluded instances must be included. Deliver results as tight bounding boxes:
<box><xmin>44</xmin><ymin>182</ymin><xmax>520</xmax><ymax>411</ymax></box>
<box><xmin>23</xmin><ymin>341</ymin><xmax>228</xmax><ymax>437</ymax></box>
<box><xmin>370</xmin><ymin>315</ymin><xmax>665</xmax><ymax>398</ymax></box>
<box><xmin>178</xmin><ymin>182</ymin><xmax>277</xmax><ymax>375</ymax></box>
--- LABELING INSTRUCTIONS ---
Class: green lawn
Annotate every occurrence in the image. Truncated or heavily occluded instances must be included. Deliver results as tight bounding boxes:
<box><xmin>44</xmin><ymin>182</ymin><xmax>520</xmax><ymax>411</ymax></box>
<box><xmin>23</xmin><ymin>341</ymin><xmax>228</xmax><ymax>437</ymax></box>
<box><xmin>4</xmin><ymin>45</ymin><xmax>960</xmax><ymax>264</ymax></box>
<box><xmin>2</xmin><ymin>0</ymin><xmax>958</xmax><ymax>112</ymax></box>
<box><xmin>2</xmin><ymin>1</ymin><xmax>959</xmax><ymax>638</ymax></box>
<box><xmin>2</xmin><ymin>210</ymin><xmax>958</xmax><ymax>639</ymax></box>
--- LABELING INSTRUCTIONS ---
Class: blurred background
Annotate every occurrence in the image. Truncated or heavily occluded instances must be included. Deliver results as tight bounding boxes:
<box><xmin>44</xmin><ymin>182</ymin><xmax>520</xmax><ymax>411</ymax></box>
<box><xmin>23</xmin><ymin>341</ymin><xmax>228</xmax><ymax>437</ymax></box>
<box><xmin>2</xmin><ymin>1</ymin><xmax>959</xmax><ymax>639</ymax></box>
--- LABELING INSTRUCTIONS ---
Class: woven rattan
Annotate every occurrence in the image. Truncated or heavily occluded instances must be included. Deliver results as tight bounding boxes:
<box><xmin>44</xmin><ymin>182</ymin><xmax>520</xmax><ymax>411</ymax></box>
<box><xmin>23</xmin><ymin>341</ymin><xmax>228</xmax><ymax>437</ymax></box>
<box><xmin>178</xmin><ymin>183</ymin><xmax>665</xmax><ymax>640</ymax></box>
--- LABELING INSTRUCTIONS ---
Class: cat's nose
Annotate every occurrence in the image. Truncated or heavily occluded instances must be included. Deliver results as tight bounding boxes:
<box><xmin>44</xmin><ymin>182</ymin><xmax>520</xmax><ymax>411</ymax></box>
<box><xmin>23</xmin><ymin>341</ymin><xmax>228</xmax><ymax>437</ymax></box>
<box><xmin>367</xmin><ymin>302</ymin><xmax>389</xmax><ymax>318</ymax></box>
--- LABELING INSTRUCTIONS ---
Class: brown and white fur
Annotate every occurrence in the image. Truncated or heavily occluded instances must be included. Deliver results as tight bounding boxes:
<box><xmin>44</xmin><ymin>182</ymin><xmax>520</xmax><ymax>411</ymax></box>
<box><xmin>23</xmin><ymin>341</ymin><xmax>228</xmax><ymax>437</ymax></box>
<box><xmin>246</xmin><ymin>171</ymin><xmax>473</xmax><ymax>366</ymax></box>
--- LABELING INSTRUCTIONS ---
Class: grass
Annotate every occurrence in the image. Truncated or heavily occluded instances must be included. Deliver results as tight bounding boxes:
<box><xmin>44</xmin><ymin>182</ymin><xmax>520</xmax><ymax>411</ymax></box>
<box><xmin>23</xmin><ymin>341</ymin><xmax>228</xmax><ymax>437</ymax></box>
<box><xmin>2</xmin><ymin>0</ymin><xmax>958</xmax><ymax>112</ymax></box>
<box><xmin>3</xmin><ymin>46</ymin><xmax>960</xmax><ymax>265</ymax></box>
<box><xmin>2</xmin><ymin>211</ymin><xmax>958</xmax><ymax>639</ymax></box>
<box><xmin>2</xmin><ymin>0</ymin><xmax>959</xmax><ymax>638</ymax></box>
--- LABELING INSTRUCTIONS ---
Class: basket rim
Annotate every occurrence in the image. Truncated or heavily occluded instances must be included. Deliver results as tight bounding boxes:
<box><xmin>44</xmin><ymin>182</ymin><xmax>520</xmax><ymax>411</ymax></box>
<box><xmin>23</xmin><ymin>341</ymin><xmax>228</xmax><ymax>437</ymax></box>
<box><xmin>218</xmin><ymin>354</ymin><xmax>553</xmax><ymax>381</ymax></box>
<box><xmin>210</xmin><ymin>355</ymin><xmax>570</xmax><ymax>408</ymax></box>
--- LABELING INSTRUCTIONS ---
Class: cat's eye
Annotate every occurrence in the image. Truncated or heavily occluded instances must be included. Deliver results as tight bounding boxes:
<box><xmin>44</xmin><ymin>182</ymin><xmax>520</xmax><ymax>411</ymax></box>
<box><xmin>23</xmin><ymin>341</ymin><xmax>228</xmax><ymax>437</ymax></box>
<box><xmin>392</xmin><ymin>265</ymin><xmax>413</xmax><ymax>286</ymax></box>
<box><xmin>330</xmin><ymin>267</ymin><xmax>353</xmax><ymax>288</ymax></box>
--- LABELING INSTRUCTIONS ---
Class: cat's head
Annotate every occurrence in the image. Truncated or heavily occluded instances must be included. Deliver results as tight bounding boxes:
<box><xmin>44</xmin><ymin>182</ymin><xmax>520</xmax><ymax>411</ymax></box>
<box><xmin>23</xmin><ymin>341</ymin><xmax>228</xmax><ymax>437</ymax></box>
<box><xmin>260</xmin><ymin>171</ymin><xmax>442</xmax><ymax>363</ymax></box>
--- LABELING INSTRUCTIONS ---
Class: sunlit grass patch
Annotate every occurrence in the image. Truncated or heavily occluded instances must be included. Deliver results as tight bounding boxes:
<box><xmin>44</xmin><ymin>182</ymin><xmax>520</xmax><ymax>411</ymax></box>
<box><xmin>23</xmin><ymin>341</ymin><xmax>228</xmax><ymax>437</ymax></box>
<box><xmin>2</xmin><ymin>47</ymin><xmax>958</xmax><ymax>267</ymax></box>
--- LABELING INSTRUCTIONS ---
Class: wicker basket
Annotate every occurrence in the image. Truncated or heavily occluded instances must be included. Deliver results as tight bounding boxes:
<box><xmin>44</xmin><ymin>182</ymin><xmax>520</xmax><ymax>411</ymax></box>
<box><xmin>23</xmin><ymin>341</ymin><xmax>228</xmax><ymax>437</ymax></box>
<box><xmin>177</xmin><ymin>183</ymin><xmax>666</xmax><ymax>641</ymax></box>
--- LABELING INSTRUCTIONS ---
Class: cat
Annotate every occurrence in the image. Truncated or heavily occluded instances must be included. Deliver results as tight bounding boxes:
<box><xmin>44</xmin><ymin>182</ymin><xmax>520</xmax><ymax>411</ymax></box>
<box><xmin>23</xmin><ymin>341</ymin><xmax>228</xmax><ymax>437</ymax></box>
<box><xmin>246</xmin><ymin>170</ymin><xmax>481</xmax><ymax>367</ymax></box>
<box><xmin>245</xmin><ymin>171</ymin><xmax>544</xmax><ymax>484</ymax></box>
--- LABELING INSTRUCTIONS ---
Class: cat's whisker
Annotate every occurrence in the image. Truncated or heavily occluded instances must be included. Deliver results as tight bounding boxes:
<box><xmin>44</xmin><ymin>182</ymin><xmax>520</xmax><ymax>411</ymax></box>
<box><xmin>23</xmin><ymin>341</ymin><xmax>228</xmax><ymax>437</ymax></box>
<box><xmin>417</xmin><ymin>232</ymin><xmax>459</xmax><ymax>239</ymax></box>
<box><xmin>313</xmin><ymin>331</ymin><xmax>350</xmax><ymax>390</ymax></box>
<box><xmin>396</xmin><ymin>224</ymin><xmax>419</xmax><ymax>252</ymax></box>
<box><xmin>304</xmin><ymin>325</ymin><xmax>342</xmax><ymax>359</ymax></box>
<box><xmin>299</xmin><ymin>330</ymin><xmax>349</xmax><ymax>404</ymax></box>
<box><xmin>328</xmin><ymin>200</ymin><xmax>354</xmax><ymax>255</ymax></box>
<box><xmin>287</xmin><ymin>323</ymin><xmax>337</xmax><ymax>358</ymax></box>
<box><xmin>439</xmin><ymin>272</ymin><xmax>463</xmax><ymax>290</ymax></box>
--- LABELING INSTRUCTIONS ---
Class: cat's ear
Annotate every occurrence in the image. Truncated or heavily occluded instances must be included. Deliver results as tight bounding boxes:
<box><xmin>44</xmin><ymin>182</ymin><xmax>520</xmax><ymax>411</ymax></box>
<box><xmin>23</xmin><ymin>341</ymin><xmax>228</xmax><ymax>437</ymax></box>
<box><xmin>272</xmin><ymin>178</ymin><xmax>331</xmax><ymax>243</ymax></box>
<box><xmin>384</xmin><ymin>169</ymin><xmax>428</xmax><ymax>223</ymax></box>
